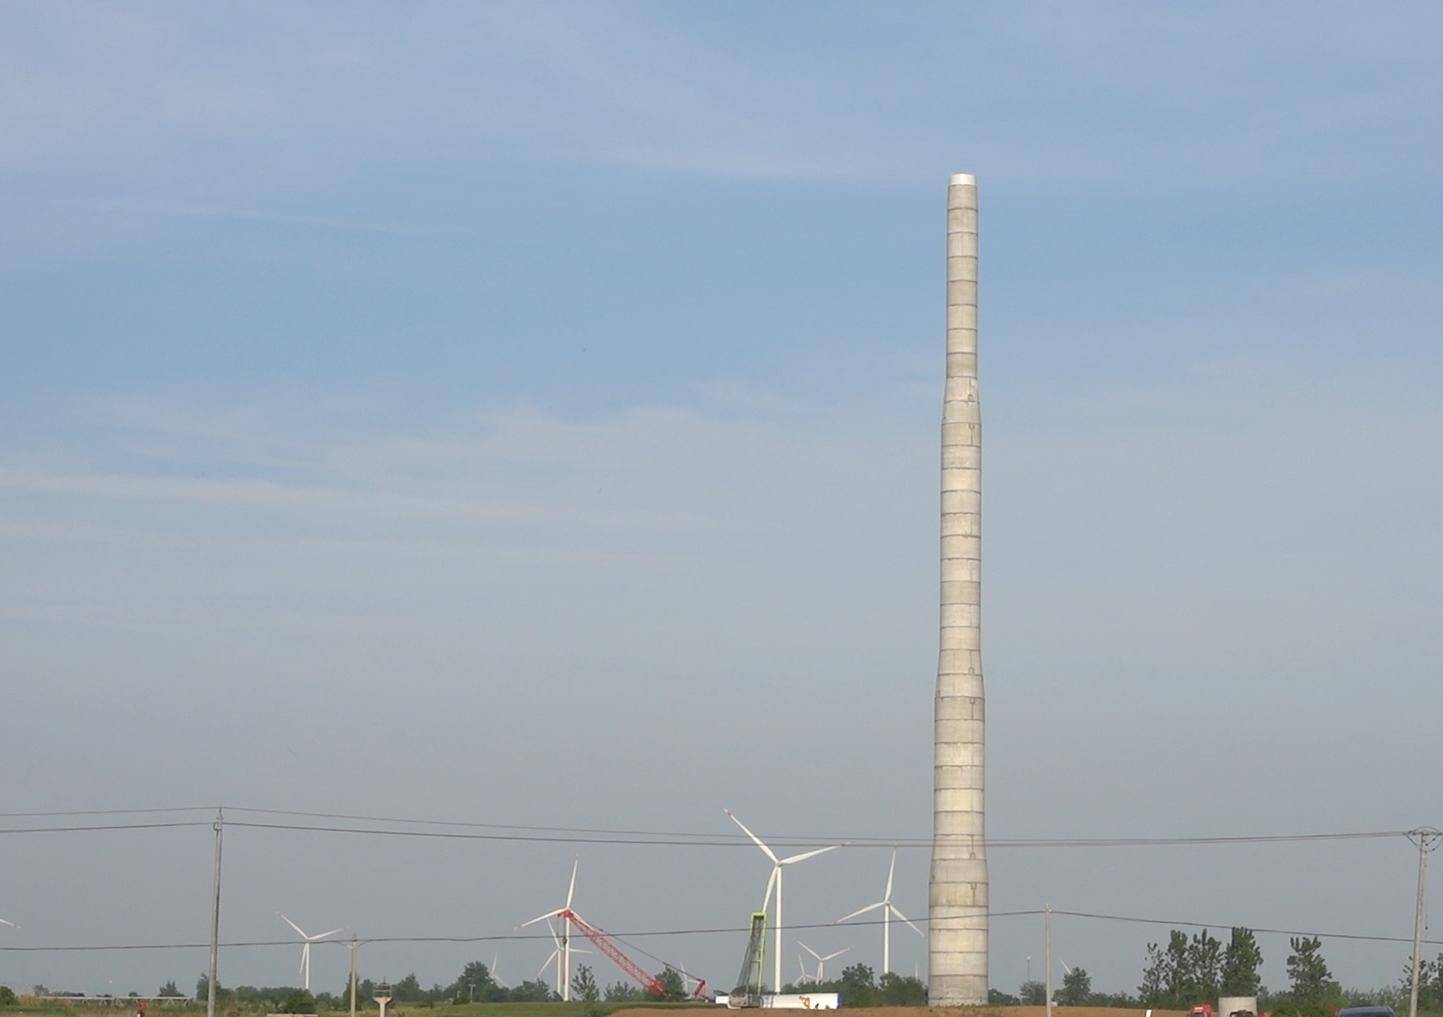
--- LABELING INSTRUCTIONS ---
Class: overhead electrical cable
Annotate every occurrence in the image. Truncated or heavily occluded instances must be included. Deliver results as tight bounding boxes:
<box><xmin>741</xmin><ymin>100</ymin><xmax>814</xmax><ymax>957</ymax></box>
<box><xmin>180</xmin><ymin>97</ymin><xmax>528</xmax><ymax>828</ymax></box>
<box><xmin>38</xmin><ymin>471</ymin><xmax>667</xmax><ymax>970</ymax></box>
<box><xmin>3</xmin><ymin>909</ymin><xmax>1440</xmax><ymax>953</ymax></box>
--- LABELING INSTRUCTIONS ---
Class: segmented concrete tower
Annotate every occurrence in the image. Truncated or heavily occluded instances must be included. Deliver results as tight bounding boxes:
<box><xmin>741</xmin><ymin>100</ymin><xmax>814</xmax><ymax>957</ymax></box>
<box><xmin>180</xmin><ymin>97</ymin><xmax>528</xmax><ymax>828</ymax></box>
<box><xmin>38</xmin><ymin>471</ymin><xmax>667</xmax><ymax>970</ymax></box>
<box><xmin>928</xmin><ymin>171</ymin><xmax>988</xmax><ymax>1005</ymax></box>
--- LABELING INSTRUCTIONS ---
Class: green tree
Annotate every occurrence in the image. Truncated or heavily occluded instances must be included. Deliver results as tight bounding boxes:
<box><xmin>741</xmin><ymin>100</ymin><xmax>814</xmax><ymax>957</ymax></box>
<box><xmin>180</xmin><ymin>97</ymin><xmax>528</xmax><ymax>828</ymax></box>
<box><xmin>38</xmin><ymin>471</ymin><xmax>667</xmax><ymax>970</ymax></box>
<box><xmin>1286</xmin><ymin>937</ymin><xmax>1338</xmax><ymax>1010</ymax></box>
<box><xmin>840</xmin><ymin>963</ymin><xmax>877</xmax><ymax>1006</ymax></box>
<box><xmin>654</xmin><ymin>968</ymin><xmax>686</xmax><ymax>1002</ymax></box>
<box><xmin>0</xmin><ymin>987</ymin><xmax>16</xmax><ymax>1006</ymax></box>
<box><xmin>1164</xmin><ymin>930</ymin><xmax>1191</xmax><ymax>1005</ymax></box>
<box><xmin>507</xmin><ymin>979</ymin><xmax>554</xmax><ymax>1002</ymax></box>
<box><xmin>1140</xmin><ymin>942</ymin><xmax>1167</xmax><ymax>1006</ymax></box>
<box><xmin>1186</xmin><ymin>930</ymin><xmax>1223</xmax><ymax>1001</ymax></box>
<box><xmin>1059</xmin><ymin>967</ymin><xmax>1092</xmax><ymax>1006</ymax></box>
<box><xmin>570</xmin><ymin>965</ymin><xmax>599</xmax><ymax>1003</ymax></box>
<box><xmin>1222</xmin><ymin>928</ymin><xmax>1263</xmax><ymax>996</ymax></box>
<box><xmin>158</xmin><ymin>982</ymin><xmax>180</xmax><ymax>998</ymax></box>
<box><xmin>1020</xmin><ymin>980</ymin><xmax>1048</xmax><ymax>1005</ymax></box>
<box><xmin>277</xmin><ymin>989</ymin><xmax>316</xmax><ymax>1013</ymax></box>
<box><xmin>877</xmin><ymin>974</ymin><xmax>926</xmax><ymax>1005</ymax></box>
<box><xmin>194</xmin><ymin>975</ymin><xmax>228</xmax><ymax>1004</ymax></box>
<box><xmin>603</xmin><ymin>981</ymin><xmax>643</xmax><ymax>1002</ymax></box>
<box><xmin>990</xmin><ymin>989</ymin><xmax>1022</xmax><ymax>1005</ymax></box>
<box><xmin>447</xmin><ymin>962</ymin><xmax>495</xmax><ymax>1003</ymax></box>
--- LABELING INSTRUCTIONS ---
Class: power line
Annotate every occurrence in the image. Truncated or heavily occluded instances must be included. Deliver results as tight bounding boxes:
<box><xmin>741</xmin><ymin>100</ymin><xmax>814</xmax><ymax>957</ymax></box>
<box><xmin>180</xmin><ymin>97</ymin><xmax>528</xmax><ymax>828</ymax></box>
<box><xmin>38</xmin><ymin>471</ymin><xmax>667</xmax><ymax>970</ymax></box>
<box><xmin>0</xmin><ymin>913</ymin><xmax>1042</xmax><ymax>953</ymax></box>
<box><xmin>1046</xmin><ymin>909</ymin><xmax>1439</xmax><ymax>946</ymax></box>
<box><xmin>2</xmin><ymin>909</ymin><xmax>1439</xmax><ymax>954</ymax></box>
<box><xmin>0</xmin><ymin>821</ymin><xmax>212</xmax><ymax>834</ymax></box>
<box><xmin>0</xmin><ymin>809</ymin><xmax>1414</xmax><ymax>851</ymax></box>
<box><xmin>0</xmin><ymin>807</ymin><xmax>217</xmax><ymax>819</ymax></box>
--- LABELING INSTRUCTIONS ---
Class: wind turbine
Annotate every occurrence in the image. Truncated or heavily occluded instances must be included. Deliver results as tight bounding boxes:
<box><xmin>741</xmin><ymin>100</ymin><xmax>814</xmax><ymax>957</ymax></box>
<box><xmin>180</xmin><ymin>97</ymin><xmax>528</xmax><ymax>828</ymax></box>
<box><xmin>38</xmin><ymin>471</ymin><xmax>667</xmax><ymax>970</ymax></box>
<box><xmin>835</xmin><ymin>849</ymin><xmax>921</xmax><ymax>975</ymax></box>
<box><xmin>279</xmin><ymin>913</ymin><xmax>343</xmax><ymax>991</ymax></box>
<box><xmin>535</xmin><ymin>918</ymin><xmax>590</xmax><ymax>997</ymax></box>
<box><xmin>677</xmin><ymin>963</ymin><xmax>702</xmax><ymax>997</ymax></box>
<box><xmin>798</xmin><ymin>943</ymin><xmax>848</xmax><ymax>984</ymax></box>
<box><xmin>491</xmin><ymin>952</ymin><xmax>506</xmax><ymax>988</ymax></box>
<box><xmin>521</xmin><ymin>860</ymin><xmax>586</xmax><ymax>1001</ymax></box>
<box><xmin>725</xmin><ymin>809</ymin><xmax>840</xmax><ymax>994</ymax></box>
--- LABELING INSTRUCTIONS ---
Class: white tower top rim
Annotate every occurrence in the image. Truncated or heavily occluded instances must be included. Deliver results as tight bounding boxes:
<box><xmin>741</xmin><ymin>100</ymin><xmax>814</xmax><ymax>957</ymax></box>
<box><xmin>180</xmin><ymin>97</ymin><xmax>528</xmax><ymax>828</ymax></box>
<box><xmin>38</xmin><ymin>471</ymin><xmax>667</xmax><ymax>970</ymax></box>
<box><xmin>949</xmin><ymin>172</ymin><xmax>976</xmax><ymax>186</ymax></box>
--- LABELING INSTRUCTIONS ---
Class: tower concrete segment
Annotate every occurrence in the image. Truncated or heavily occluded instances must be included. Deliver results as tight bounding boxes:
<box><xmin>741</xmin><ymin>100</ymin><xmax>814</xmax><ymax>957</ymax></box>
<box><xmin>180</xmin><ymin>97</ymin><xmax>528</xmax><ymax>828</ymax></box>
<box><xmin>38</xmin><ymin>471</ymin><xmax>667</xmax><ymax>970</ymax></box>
<box><xmin>928</xmin><ymin>171</ymin><xmax>988</xmax><ymax>1005</ymax></box>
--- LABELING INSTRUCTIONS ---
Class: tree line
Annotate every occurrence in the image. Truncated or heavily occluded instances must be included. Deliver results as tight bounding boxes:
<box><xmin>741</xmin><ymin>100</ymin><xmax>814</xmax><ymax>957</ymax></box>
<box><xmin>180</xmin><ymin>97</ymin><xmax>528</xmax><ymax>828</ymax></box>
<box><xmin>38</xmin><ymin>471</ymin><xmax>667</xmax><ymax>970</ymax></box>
<box><xmin>780</xmin><ymin>963</ymin><xmax>927</xmax><ymax>1006</ymax></box>
<box><xmin>191</xmin><ymin>960</ymin><xmax>702</xmax><ymax>1013</ymax></box>
<box><xmin>985</xmin><ymin>927</ymin><xmax>1441</xmax><ymax>1017</ymax></box>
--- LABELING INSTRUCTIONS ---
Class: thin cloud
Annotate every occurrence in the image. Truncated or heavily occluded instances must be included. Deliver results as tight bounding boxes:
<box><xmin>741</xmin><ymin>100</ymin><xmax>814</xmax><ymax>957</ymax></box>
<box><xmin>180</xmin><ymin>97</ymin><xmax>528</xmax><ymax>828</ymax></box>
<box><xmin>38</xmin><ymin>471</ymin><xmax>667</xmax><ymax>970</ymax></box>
<box><xmin>0</xmin><ymin>468</ymin><xmax>707</xmax><ymax>531</ymax></box>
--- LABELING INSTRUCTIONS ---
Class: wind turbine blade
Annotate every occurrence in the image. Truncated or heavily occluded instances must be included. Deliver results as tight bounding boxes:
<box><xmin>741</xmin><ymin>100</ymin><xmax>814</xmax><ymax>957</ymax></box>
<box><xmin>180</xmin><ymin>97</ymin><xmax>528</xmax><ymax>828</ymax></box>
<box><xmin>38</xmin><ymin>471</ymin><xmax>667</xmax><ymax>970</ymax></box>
<box><xmin>280</xmin><ymin>913</ymin><xmax>308</xmax><ymax>938</ymax></box>
<box><xmin>725</xmin><ymin>809</ymin><xmax>779</xmax><ymax>864</ymax></box>
<box><xmin>520</xmin><ymin>909</ymin><xmax>565</xmax><ymax>928</ymax></box>
<box><xmin>836</xmin><ymin>901</ymin><xmax>885</xmax><ymax>923</ymax></box>
<box><xmin>538</xmin><ymin>950</ymin><xmax>558</xmax><ymax>979</ymax></box>
<box><xmin>779</xmin><ymin>844</ymin><xmax>839</xmax><ymax>865</ymax></box>
<box><xmin>889</xmin><ymin>904</ymin><xmax>924</xmax><ymax>938</ymax></box>
<box><xmin>799</xmin><ymin>956</ymin><xmax>809</xmax><ymax>980</ymax></box>
<box><xmin>884</xmin><ymin>850</ymin><xmax>896</xmax><ymax>901</ymax></box>
<box><xmin>823</xmin><ymin>949</ymin><xmax>849</xmax><ymax>962</ymax></box>
<box><xmin>312</xmin><ymin>928</ymin><xmax>344</xmax><ymax>941</ymax></box>
<box><xmin>566</xmin><ymin>859</ymin><xmax>578</xmax><ymax>909</ymax></box>
<box><xmin>1060</xmin><ymin>959</ymin><xmax>1072</xmax><ymax>976</ymax></box>
<box><xmin>300</xmin><ymin>943</ymin><xmax>309</xmax><ymax>978</ymax></box>
<box><xmin>0</xmin><ymin>919</ymin><xmax>14</xmax><ymax>928</ymax></box>
<box><xmin>762</xmin><ymin>866</ymin><xmax>779</xmax><ymax>912</ymax></box>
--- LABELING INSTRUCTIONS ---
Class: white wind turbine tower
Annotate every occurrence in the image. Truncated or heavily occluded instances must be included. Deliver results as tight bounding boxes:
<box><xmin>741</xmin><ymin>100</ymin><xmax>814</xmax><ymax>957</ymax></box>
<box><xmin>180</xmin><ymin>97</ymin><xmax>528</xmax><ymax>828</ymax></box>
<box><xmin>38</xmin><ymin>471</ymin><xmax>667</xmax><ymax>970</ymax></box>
<box><xmin>521</xmin><ymin>860</ymin><xmax>588</xmax><ymax>1001</ymax></box>
<box><xmin>798</xmin><ymin>943</ymin><xmax>848</xmax><ymax>983</ymax></box>
<box><xmin>677</xmin><ymin>963</ymin><xmax>702</xmax><ymax>997</ymax></box>
<box><xmin>535</xmin><ymin>918</ymin><xmax>590</xmax><ymax>997</ymax></box>
<box><xmin>836</xmin><ymin>850</ymin><xmax>922</xmax><ymax>975</ymax></box>
<box><xmin>725</xmin><ymin>809</ymin><xmax>839</xmax><ymax>993</ymax></box>
<box><xmin>279</xmin><ymin>914</ymin><xmax>343</xmax><ymax>991</ymax></box>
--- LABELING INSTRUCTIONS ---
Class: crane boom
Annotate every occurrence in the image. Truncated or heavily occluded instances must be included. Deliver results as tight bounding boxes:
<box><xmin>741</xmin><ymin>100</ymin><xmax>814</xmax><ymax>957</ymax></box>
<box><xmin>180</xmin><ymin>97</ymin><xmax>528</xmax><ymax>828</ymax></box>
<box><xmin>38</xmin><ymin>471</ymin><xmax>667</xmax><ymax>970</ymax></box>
<box><xmin>561</xmin><ymin>911</ymin><xmax>667</xmax><ymax>997</ymax></box>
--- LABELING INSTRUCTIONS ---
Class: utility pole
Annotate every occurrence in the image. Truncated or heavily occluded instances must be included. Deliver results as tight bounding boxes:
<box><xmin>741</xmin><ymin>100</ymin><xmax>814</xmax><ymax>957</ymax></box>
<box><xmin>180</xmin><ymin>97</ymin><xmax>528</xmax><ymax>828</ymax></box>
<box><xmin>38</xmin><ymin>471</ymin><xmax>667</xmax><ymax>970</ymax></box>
<box><xmin>1408</xmin><ymin>828</ymin><xmax>1441</xmax><ymax>1017</ymax></box>
<box><xmin>207</xmin><ymin>809</ymin><xmax>224</xmax><ymax>1017</ymax></box>
<box><xmin>1044</xmin><ymin>907</ymin><xmax>1053</xmax><ymax>1017</ymax></box>
<box><xmin>348</xmin><ymin>937</ymin><xmax>359</xmax><ymax>1017</ymax></box>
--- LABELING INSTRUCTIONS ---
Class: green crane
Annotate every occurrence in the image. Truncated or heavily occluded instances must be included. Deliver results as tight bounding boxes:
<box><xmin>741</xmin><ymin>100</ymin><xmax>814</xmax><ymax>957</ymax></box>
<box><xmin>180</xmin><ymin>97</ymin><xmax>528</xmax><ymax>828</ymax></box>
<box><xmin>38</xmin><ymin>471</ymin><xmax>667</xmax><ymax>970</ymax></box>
<box><xmin>728</xmin><ymin>912</ymin><xmax>769</xmax><ymax>1009</ymax></box>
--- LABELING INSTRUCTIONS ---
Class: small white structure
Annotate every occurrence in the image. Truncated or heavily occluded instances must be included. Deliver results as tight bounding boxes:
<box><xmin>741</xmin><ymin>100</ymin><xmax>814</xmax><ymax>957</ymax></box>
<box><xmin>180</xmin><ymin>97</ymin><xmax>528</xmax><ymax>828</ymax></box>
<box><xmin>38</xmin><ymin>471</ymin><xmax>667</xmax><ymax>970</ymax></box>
<box><xmin>714</xmin><ymin>993</ymin><xmax>840</xmax><ymax>1010</ymax></box>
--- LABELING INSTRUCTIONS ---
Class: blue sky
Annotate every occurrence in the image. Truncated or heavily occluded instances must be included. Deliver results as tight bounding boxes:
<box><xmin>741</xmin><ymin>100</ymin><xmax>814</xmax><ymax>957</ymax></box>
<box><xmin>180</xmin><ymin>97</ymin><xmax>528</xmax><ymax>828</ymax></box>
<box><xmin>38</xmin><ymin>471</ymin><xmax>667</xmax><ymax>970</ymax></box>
<box><xmin>3</xmin><ymin>0</ymin><xmax>1443</xmax><ymax>1000</ymax></box>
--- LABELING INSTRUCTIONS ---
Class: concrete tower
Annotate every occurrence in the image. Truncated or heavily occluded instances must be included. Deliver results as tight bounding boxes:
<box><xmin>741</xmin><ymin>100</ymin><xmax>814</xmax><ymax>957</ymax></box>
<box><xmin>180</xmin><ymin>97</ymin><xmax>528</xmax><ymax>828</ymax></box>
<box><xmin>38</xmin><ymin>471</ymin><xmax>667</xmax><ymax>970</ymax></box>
<box><xmin>928</xmin><ymin>171</ymin><xmax>988</xmax><ymax>1005</ymax></box>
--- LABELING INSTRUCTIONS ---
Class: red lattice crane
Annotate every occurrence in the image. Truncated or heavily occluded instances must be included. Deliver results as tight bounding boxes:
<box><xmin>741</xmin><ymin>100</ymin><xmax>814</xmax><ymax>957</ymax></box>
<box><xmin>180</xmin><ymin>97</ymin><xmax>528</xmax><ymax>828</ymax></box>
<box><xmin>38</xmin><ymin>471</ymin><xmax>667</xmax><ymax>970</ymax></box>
<box><xmin>560</xmin><ymin>910</ymin><xmax>707</xmax><ymax>1000</ymax></box>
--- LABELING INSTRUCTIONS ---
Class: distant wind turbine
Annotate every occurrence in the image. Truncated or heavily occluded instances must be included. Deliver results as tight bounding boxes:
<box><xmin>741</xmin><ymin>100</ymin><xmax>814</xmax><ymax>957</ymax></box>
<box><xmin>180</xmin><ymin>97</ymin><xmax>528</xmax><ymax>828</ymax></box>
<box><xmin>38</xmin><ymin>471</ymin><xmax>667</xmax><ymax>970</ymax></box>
<box><xmin>279</xmin><ymin>913</ymin><xmax>343</xmax><ymax>991</ymax></box>
<box><xmin>491</xmin><ymin>953</ymin><xmax>505</xmax><ymax>988</ymax></box>
<box><xmin>726</xmin><ymin>809</ymin><xmax>839</xmax><ymax>992</ymax></box>
<box><xmin>534</xmin><ymin>918</ymin><xmax>589</xmax><ymax>995</ymax></box>
<box><xmin>835</xmin><ymin>849</ymin><xmax>921</xmax><ymax>974</ymax></box>
<box><xmin>522</xmin><ymin>863</ymin><xmax>593</xmax><ymax>1001</ymax></box>
<box><xmin>798</xmin><ymin>943</ymin><xmax>848</xmax><ymax>983</ymax></box>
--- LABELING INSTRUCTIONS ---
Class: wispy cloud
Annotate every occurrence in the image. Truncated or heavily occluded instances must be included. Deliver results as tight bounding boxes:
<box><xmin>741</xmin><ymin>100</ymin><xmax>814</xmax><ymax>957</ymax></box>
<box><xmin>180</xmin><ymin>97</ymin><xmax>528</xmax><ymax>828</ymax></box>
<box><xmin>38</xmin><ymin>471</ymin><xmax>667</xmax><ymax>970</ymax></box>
<box><xmin>0</xmin><ymin>467</ymin><xmax>706</xmax><ymax>531</ymax></box>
